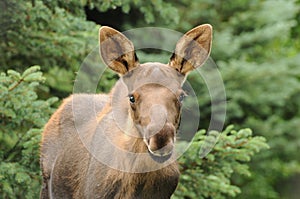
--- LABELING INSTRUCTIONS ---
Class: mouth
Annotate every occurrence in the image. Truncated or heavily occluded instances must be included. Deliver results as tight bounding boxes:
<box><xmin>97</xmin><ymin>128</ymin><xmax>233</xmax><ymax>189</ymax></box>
<box><xmin>147</xmin><ymin>148</ymin><xmax>172</xmax><ymax>163</ymax></box>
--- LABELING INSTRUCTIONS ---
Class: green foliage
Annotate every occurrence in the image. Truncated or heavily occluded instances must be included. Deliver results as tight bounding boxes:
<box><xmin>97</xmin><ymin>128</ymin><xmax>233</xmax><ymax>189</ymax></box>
<box><xmin>0</xmin><ymin>0</ymin><xmax>99</xmax><ymax>96</ymax></box>
<box><xmin>87</xmin><ymin>0</ymin><xmax>179</xmax><ymax>24</ymax></box>
<box><xmin>169</xmin><ymin>0</ymin><xmax>300</xmax><ymax>198</ymax></box>
<box><xmin>224</xmin><ymin>57</ymin><xmax>300</xmax><ymax>198</ymax></box>
<box><xmin>1</xmin><ymin>0</ymin><xmax>300</xmax><ymax>198</ymax></box>
<box><xmin>0</xmin><ymin>66</ymin><xmax>58</xmax><ymax>198</ymax></box>
<box><xmin>173</xmin><ymin>126</ymin><xmax>269</xmax><ymax>199</ymax></box>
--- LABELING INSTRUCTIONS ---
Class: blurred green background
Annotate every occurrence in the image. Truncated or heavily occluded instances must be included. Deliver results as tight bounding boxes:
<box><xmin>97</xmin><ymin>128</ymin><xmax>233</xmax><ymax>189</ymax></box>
<box><xmin>0</xmin><ymin>0</ymin><xmax>300</xmax><ymax>198</ymax></box>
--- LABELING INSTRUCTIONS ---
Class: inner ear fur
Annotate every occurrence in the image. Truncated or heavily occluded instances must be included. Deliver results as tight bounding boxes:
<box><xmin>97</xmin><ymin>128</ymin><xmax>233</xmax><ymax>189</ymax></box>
<box><xmin>169</xmin><ymin>24</ymin><xmax>212</xmax><ymax>75</ymax></box>
<box><xmin>99</xmin><ymin>26</ymin><xmax>139</xmax><ymax>75</ymax></box>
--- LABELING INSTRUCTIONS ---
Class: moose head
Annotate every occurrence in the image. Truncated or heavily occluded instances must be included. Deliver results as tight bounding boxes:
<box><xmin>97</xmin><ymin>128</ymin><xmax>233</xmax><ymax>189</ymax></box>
<box><xmin>99</xmin><ymin>25</ymin><xmax>212</xmax><ymax>162</ymax></box>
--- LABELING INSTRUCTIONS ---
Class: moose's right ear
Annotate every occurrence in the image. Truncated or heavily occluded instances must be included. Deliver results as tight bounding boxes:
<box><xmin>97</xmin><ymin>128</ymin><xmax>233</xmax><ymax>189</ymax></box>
<box><xmin>99</xmin><ymin>26</ymin><xmax>139</xmax><ymax>75</ymax></box>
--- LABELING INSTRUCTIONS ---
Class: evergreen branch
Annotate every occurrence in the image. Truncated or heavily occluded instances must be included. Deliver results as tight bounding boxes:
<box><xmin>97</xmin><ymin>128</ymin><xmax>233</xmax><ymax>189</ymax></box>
<box><xmin>8</xmin><ymin>78</ymin><xmax>24</xmax><ymax>92</ymax></box>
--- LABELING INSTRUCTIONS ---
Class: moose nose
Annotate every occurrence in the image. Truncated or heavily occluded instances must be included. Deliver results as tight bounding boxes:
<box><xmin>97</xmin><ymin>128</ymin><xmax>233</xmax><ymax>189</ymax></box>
<box><xmin>146</xmin><ymin>104</ymin><xmax>167</xmax><ymax>137</ymax></box>
<box><xmin>146</xmin><ymin>123</ymin><xmax>175</xmax><ymax>157</ymax></box>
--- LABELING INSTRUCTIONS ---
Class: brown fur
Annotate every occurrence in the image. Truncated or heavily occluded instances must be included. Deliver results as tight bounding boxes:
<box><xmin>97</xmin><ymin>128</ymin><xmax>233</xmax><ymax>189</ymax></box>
<box><xmin>40</xmin><ymin>24</ymin><xmax>212</xmax><ymax>199</ymax></box>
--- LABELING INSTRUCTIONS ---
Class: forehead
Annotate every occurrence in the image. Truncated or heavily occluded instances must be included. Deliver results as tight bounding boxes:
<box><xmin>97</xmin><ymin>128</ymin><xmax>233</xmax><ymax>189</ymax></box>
<box><xmin>122</xmin><ymin>62</ymin><xmax>185</xmax><ymax>92</ymax></box>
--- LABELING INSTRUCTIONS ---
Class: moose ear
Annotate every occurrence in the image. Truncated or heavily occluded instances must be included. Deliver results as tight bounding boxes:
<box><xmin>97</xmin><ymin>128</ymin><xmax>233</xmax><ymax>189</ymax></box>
<box><xmin>99</xmin><ymin>26</ymin><xmax>139</xmax><ymax>75</ymax></box>
<box><xmin>169</xmin><ymin>24</ymin><xmax>212</xmax><ymax>75</ymax></box>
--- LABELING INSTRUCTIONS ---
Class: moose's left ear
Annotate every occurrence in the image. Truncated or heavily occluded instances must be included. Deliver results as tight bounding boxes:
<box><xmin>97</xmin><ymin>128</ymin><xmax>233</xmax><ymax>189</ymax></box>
<box><xmin>169</xmin><ymin>24</ymin><xmax>212</xmax><ymax>75</ymax></box>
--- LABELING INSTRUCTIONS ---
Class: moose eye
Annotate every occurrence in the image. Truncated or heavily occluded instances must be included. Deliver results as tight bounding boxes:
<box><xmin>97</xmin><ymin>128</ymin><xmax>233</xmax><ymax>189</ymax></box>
<box><xmin>128</xmin><ymin>94</ymin><xmax>135</xmax><ymax>103</ymax></box>
<box><xmin>179</xmin><ymin>92</ymin><xmax>186</xmax><ymax>102</ymax></box>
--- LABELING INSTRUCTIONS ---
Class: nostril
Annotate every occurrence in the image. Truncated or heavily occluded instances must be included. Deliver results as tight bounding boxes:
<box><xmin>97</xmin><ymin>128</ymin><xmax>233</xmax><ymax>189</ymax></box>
<box><xmin>148</xmin><ymin>139</ymin><xmax>174</xmax><ymax>157</ymax></box>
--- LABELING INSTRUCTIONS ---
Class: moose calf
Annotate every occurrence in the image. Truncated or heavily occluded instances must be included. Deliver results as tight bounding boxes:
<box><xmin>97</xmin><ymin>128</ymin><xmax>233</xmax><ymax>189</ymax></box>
<box><xmin>40</xmin><ymin>24</ymin><xmax>212</xmax><ymax>199</ymax></box>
